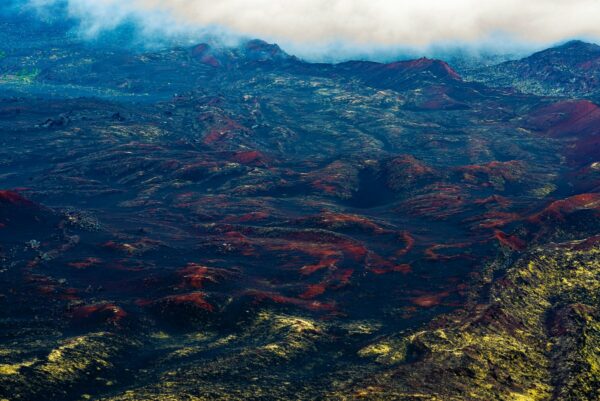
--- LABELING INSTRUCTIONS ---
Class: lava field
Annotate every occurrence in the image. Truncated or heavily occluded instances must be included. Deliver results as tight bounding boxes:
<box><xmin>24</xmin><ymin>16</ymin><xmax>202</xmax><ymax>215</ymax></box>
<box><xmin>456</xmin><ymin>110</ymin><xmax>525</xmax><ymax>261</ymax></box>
<box><xmin>0</xmin><ymin>7</ymin><xmax>599</xmax><ymax>401</ymax></box>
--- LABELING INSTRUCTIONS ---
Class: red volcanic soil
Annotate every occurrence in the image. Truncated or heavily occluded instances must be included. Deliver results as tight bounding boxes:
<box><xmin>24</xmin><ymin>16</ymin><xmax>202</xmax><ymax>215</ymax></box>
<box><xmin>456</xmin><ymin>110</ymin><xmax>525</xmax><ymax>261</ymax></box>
<box><xmin>231</xmin><ymin>150</ymin><xmax>267</xmax><ymax>165</ymax></box>
<box><xmin>299</xmin><ymin>248</ymin><xmax>340</xmax><ymax>276</ymax></box>
<box><xmin>223</xmin><ymin>212</ymin><xmax>270</xmax><ymax>224</ymax></box>
<box><xmin>526</xmin><ymin>100</ymin><xmax>600</xmax><ymax>137</ymax></box>
<box><xmin>336</xmin><ymin>57</ymin><xmax>462</xmax><ymax>99</ymax></box>
<box><xmin>0</xmin><ymin>190</ymin><xmax>40</xmax><ymax>215</ymax></box>
<box><xmin>248</xmin><ymin>290</ymin><xmax>337</xmax><ymax>312</ymax></box>
<box><xmin>149</xmin><ymin>292</ymin><xmax>215</xmax><ymax>313</ymax></box>
<box><xmin>300</xmin><ymin>268</ymin><xmax>354</xmax><ymax>299</ymax></box>
<box><xmin>410</xmin><ymin>291</ymin><xmax>450</xmax><ymax>308</ymax></box>
<box><xmin>191</xmin><ymin>43</ymin><xmax>222</xmax><ymax>68</ymax></box>
<box><xmin>178</xmin><ymin>264</ymin><xmax>212</xmax><ymax>288</ymax></box>
<box><xmin>0</xmin><ymin>190</ymin><xmax>50</xmax><ymax>227</ymax></box>
<box><xmin>386</xmin><ymin>155</ymin><xmax>435</xmax><ymax>190</ymax></box>
<box><xmin>493</xmin><ymin>230</ymin><xmax>526</xmax><ymax>251</ymax></box>
<box><xmin>399</xmin><ymin>184</ymin><xmax>467</xmax><ymax>220</ymax></box>
<box><xmin>262</xmin><ymin>235</ymin><xmax>368</xmax><ymax>273</ymax></box>
<box><xmin>300</xmin><ymin>282</ymin><xmax>329</xmax><ymax>299</ymax></box>
<box><xmin>474</xmin><ymin>195</ymin><xmax>512</xmax><ymax>208</ymax></box>
<box><xmin>388</xmin><ymin>155</ymin><xmax>433</xmax><ymax>174</ymax></box>
<box><xmin>244</xmin><ymin>40</ymin><xmax>286</xmax><ymax>58</ymax></box>
<box><xmin>71</xmin><ymin>303</ymin><xmax>128</xmax><ymax>324</ymax></box>
<box><xmin>529</xmin><ymin>193</ymin><xmax>600</xmax><ymax>223</ymax></box>
<box><xmin>418</xmin><ymin>90</ymin><xmax>468</xmax><ymax>111</ymax></box>
<box><xmin>68</xmin><ymin>258</ymin><xmax>103</xmax><ymax>269</ymax></box>
<box><xmin>385</xmin><ymin>58</ymin><xmax>462</xmax><ymax>80</ymax></box>
<box><xmin>345</xmin><ymin>58</ymin><xmax>462</xmax><ymax>81</ymax></box>
<box><xmin>473</xmin><ymin>211</ymin><xmax>520</xmax><ymax>229</ymax></box>
<box><xmin>0</xmin><ymin>190</ymin><xmax>35</xmax><ymax>206</ymax></box>
<box><xmin>298</xmin><ymin>212</ymin><xmax>388</xmax><ymax>234</ymax></box>
<box><xmin>177</xmin><ymin>263</ymin><xmax>231</xmax><ymax>289</ymax></box>
<box><xmin>368</xmin><ymin>260</ymin><xmax>412</xmax><ymax>275</ymax></box>
<box><xmin>525</xmin><ymin>100</ymin><xmax>600</xmax><ymax>165</ymax></box>
<box><xmin>202</xmin><ymin>117</ymin><xmax>249</xmax><ymax>146</ymax></box>
<box><xmin>458</xmin><ymin>160</ymin><xmax>525</xmax><ymax>185</ymax></box>
<box><xmin>424</xmin><ymin>242</ymin><xmax>473</xmax><ymax>262</ymax></box>
<box><xmin>396</xmin><ymin>231</ymin><xmax>415</xmax><ymax>257</ymax></box>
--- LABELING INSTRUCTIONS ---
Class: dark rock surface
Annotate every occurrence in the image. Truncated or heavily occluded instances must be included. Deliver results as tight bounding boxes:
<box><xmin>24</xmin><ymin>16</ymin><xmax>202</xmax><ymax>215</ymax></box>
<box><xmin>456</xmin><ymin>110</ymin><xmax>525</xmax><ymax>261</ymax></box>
<box><xmin>0</xmin><ymin>9</ymin><xmax>598</xmax><ymax>401</ymax></box>
<box><xmin>469</xmin><ymin>40</ymin><xmax>600</xmax><ymax>100</ymax></box>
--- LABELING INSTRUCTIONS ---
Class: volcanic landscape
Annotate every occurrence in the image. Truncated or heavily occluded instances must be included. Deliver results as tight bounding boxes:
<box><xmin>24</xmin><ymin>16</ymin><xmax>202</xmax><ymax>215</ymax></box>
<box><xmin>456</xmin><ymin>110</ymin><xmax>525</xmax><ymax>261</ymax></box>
<box><xmin>0</xmin><ymin>8</ymin><xmax>599</xmax><ymax>401</ymax></box>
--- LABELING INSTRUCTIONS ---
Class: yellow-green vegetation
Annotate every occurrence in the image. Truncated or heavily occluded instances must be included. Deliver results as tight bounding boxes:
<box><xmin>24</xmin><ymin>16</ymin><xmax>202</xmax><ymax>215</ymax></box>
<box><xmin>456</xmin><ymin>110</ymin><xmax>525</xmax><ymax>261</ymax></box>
<box><xmin>98</xmin><ymin>312</ymin><xmax>329</xmax><ymax>401</ymax></box>
<box><xmin>0</xmin><ymin>333</ymin><xmax>138</xmax><ymax>401</ymax></box>
<box><xmin>0</xmin><ymin>360</ymin><xmax>36</xmax><ymax>376</ymax></box>
<box><xmin>358</xmin><ymin>336</ymin><xmax>413</xmax><ymax>365</ymax></box>
<box><xmin>331</xmin><ymin>241</ymin><xmax>600</xmax><ymax>400</ymax></box>
<box><xmin>530</xmin><ymin>183</ymin><xmax>558</xmax><ymax>198</ymax></box>
<box><xmin>0</xmin><ymin>68</ymin><xmax>40</xmax><ymax>84</ymax></box>
<box><xmin>2</xmin><ymin>246</ymin><xmax>598</xmax><ymax>400</ymax></box>
<box><xmin>104</xmin><ymin>125</ymin><xmax>167</xmax><ymax>141</ymax></box>
<box><xmin>256</xmin><ymin>312</ymin><xmax>325</xmax><ymax>359</ymax></box>
<box><xmin>341</xmin><ymin>320</ymin><xmax>382</xmax><ymax>336</ymax></box>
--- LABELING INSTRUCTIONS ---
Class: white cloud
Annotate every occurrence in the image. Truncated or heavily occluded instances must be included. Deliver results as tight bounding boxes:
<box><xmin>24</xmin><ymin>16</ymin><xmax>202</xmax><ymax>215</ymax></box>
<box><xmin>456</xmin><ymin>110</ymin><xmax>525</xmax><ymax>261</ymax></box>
<box><xmin>29</xmin><ymin>0</ymin><xmax>600</xmax><ymax>56</ymax></box>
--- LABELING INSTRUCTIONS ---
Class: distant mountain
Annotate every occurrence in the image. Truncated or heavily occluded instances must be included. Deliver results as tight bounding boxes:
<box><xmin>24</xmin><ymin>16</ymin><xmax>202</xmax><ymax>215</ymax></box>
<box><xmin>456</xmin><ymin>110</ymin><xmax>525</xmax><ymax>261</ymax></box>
<box><xmin>335</xmin><ymin>57</ymin><xmax>462</xmax><ymax>88</ymax></box>
<box><xmin>191</xmin><ymin>41</ymin><xmax>479</xmax><ymax>110</ymax></box>
<box><xmin>468</xmin><ymin>40</ymin><xmax>600</xmax><ymax>98</ymax></box>
<box><xmin>190</xmin><ymin>40</ymin><xmax>464</xmax><ymax>87</ymax></box>
<box><xmin>191</xmin><ymin>39</ymin><xmax>299</xmax><ymax>68</ymax></box>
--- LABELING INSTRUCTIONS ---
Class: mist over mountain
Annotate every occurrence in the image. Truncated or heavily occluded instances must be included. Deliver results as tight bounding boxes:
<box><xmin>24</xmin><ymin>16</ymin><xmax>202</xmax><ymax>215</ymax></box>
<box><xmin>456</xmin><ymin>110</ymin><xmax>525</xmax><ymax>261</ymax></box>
<box><xmin>4</xmin><ymin>0</ymin><xmax>595</xmax><ymax>64</ymax></box>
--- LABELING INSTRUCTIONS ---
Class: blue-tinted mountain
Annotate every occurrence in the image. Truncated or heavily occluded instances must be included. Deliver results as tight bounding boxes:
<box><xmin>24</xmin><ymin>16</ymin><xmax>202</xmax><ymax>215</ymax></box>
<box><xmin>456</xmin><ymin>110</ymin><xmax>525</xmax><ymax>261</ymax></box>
<box><xmin>469</xmin><ymin>40</ymin><xmax>600</xmax><ymax>98</ymax></box>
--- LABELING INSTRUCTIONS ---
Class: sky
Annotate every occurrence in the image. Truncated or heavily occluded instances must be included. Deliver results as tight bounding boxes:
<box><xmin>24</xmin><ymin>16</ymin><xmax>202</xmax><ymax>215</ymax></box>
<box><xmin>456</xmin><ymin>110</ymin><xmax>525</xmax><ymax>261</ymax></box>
<box><xmin>23</xmin><ymin>0</ymin><xmax>600</xmax><ymax>61</ymax></box>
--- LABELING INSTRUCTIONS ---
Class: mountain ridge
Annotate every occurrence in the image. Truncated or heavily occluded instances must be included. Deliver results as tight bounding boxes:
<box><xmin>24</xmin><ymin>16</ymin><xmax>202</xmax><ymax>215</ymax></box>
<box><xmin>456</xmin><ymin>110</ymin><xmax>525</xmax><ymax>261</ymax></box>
<box><xmin>468</xmin><ymin>39</ymin><xmax>600</xmax><ymax>98</ymax></box>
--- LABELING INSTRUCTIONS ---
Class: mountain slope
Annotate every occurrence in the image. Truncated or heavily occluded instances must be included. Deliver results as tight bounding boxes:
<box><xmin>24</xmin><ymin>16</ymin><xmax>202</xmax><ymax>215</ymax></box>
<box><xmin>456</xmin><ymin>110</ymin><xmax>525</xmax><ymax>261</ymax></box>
<box><xmin>469</xmin><ymin>40</ymin><xmax>600</xmax><ymax>98</ymax></box>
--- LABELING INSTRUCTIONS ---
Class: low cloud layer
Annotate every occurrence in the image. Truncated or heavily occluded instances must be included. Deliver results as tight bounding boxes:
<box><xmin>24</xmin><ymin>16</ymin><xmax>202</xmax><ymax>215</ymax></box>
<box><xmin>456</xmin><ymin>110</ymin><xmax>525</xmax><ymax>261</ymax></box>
<box><xmin>26</xmin><ymin>0</ymin><xmax>600</xmax><ymax>59</ymax></box>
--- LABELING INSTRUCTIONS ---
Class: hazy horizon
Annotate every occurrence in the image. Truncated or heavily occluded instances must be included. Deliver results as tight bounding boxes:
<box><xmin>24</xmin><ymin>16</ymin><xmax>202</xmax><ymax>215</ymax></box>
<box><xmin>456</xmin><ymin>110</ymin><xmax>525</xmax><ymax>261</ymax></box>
<box><xmin>12</xmin><ymin>0</ymin><xmax>600</xmax><ymax>62</ymax></box>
